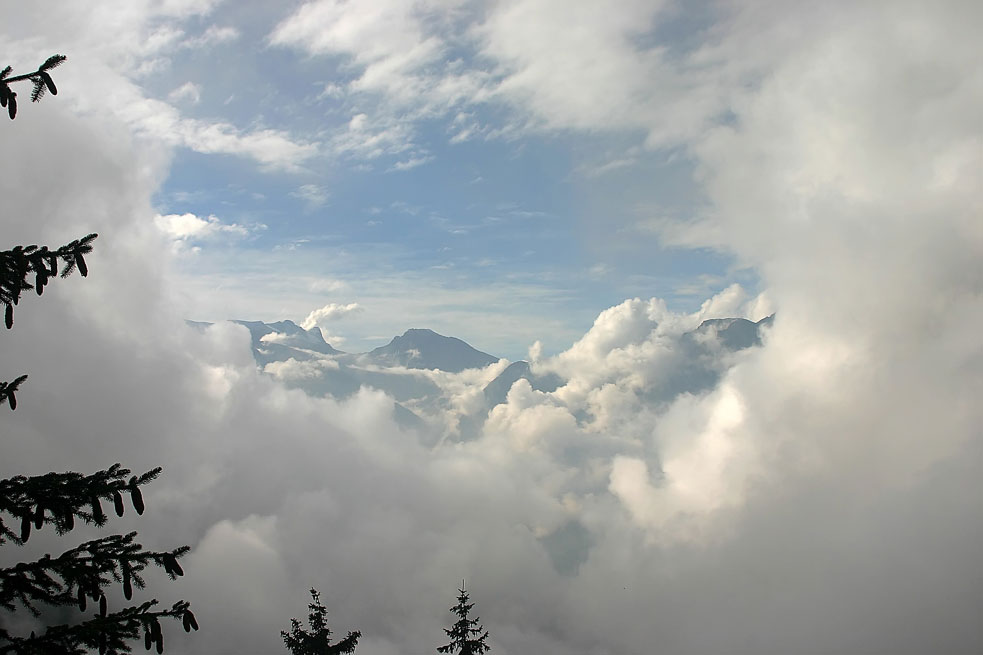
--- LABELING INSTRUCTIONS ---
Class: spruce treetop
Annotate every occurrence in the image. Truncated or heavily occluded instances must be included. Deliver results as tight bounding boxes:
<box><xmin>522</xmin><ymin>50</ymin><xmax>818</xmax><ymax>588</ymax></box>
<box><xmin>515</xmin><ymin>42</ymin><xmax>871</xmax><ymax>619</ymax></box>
<box><xmin>438</xmin><ymin>581</ymin><xmax>490</xmax><ymax>655</ymax></box>
<box><xmin>282</xmin><ymin>588</ymin><xmax>361</xmax><ymax>655</ymax></box>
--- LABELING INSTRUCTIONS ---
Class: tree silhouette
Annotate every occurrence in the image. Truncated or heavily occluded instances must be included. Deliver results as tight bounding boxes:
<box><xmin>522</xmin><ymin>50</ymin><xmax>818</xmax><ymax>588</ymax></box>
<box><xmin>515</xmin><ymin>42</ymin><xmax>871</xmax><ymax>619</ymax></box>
<box><xmin>281</xmin><ymin>588</ymin><xmax>360</xmax><ymax>655</ymax></box>
<box><xmin>0</xmin><ymin>56</ymin><xmax>198</xmax><ymax>654</ymax></box>
<box><xmin>437</xmin><ymin>581</ymin><xmax>490</xmax><ymax>655</ymax></box>
<box><xmin>1</xmin><ymin>54</ymin><xmax>66</xmax><ymax>120</ymax></box>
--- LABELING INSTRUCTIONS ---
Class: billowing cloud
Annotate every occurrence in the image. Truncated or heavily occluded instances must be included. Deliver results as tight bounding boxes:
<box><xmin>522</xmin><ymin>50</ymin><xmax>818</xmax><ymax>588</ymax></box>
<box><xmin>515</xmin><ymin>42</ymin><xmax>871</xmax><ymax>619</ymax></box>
<box><xmin>2</xmin><ymin>3</ymin><xmax>981</xmax><ymax>655</ymax></box>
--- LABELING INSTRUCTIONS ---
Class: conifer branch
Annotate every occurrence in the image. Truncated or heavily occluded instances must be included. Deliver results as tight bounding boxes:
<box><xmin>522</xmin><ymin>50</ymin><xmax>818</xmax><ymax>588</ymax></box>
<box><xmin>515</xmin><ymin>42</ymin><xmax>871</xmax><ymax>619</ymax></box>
<box><xmin>0</xmin><ymin>532</ymin><xmax>189</xmax><ymax>615</ymax></box>
<box><xmin>0</xmin><ymin>598</ymin><xmax>197</xmax><ymax>655</ymax></box>
<box><xmin>0</xmin><ymin>233</ymin><xmax>98</xmax><ymax>330</ymax></box>
<box><xmin>0</xmin><ymin>374</ymin><xmax>28</xmax><ymax>410</ymax></box>
<box><xmin>0</xmin><ymin>465</ymin><xmax>161</xmax><ymax>545</ymax></box>
<box><xmin>0</xmin><ymin>55</ymin><xmax>66</xmax><ymax>120</ymax></box>
<box><xmin>1</xmin><ymin>54</ymin><xmax>199</xmax><ymax>654</ymax></box>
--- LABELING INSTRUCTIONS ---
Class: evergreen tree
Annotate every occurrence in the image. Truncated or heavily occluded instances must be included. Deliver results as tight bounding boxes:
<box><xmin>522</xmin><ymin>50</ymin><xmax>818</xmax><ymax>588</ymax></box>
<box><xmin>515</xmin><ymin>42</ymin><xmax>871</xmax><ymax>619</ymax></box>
<box><xmin>281</xmin><ymin>588</ymin><xmax>360</xmax><ymax>655</ymax></box>
<box><xmin>0</xmin><ymin>56</ymin><xmax>198</xmax><ymax>654</ymax></box>
<box><xmin>437</xmin><ymin>581</ymin><xmax>490</xmax><ymax>655</ymax></box>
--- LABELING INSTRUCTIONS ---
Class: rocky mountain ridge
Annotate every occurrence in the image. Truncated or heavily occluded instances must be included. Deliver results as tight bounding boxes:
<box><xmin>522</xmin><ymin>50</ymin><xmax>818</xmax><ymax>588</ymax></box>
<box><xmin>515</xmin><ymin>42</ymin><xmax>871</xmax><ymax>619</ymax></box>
<box><xmin>188</xmin><ymin>314</ymin><xmax>773</xmax><ymax>437</ymax></box>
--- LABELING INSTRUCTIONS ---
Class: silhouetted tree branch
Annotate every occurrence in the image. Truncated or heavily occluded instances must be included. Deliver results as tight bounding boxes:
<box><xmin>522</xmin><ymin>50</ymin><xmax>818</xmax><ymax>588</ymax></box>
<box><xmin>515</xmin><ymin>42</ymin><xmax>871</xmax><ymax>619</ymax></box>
<box><xmin>0</xmin><ymin>232</ymin><xmax>98</xmax><ymax>409</ymax></box>
<box><xmin>0</xmin><ymin>599</ymin><xmax>196</xmax><ymax>655</ymax></box>
<box><xmin>0</xmin><ymin>465</ymin><xmax>159</xmax><ymax>543</ymax></box>
<box><xmin>0</xmin><ymin>530</ymin><xmax>189</xmax><ymax>613</ymax></box>
<box><xmin>0</xmin><ymin>54</ymin><xmax>66</xmax><ymax>120</ymax></box>
<box><xmin>1</xmin><ymin>54</ymin><xmax>198</xmax><ymax>654</ymax></box>
<box><xmin>1</xmin><ymin>233</ymin><xmax>98</xmax><ymax>330</ymax></box>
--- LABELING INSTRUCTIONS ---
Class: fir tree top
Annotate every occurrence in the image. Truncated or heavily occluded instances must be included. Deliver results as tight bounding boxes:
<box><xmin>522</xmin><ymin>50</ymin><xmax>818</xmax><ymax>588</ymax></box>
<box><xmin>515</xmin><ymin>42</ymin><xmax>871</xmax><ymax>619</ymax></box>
<box><xmin>437</xmin><ymin>581</ymin><xmax>490</xmax><ymax>655</ymax></box>
<box><xmin>281</xmin><ymin>588</ymin><xmax>361</xmax><ymax>655</ymax></box>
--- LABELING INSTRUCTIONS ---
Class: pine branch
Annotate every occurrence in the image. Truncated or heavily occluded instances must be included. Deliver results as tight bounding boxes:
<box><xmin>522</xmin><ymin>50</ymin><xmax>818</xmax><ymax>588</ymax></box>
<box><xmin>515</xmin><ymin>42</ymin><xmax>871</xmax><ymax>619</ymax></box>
<box><xmin>0</xmin><ymin>599</ymin><xmax>197</xmax><ymax>655</ymax></box>
<box><xmin>0</xmin><ymin>55</ymin><xmax>66</xmax><ymax>120</ymax></box>
<box><xmin>0</xmin><ymin>374</ymin><xmax>28</xmax><ymax>411</ymax></box>
<box><xmin>0</xmin><ymin>532</ymin><xmax>189</xmax><ymax>615</ymax></box>
<box><xmin>0</xmin><ymin>464</ymin><xmax>160</xmax><ymax>545</ymax></box>
<box><xmin>0</xmin><ymin>233</ymin><xmax>98</xmax><ymax>329</ymax></box>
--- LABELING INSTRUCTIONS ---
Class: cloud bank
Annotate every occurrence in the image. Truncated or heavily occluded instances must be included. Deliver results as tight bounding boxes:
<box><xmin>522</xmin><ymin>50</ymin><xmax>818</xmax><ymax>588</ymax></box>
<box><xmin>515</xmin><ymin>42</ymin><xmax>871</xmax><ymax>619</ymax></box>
<box><xmin>2</xmin><ymin>2</ymin><xmax>981</xmax><ymax>655</ymax></box>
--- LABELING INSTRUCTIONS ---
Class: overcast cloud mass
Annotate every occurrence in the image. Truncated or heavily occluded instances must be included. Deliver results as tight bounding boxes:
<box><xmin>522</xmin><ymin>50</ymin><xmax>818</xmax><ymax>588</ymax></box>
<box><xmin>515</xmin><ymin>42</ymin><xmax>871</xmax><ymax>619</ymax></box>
<box><xmin>2</xmin><ymin>1</ymin><xmax>982</xmax><ymax>654</ymax></box>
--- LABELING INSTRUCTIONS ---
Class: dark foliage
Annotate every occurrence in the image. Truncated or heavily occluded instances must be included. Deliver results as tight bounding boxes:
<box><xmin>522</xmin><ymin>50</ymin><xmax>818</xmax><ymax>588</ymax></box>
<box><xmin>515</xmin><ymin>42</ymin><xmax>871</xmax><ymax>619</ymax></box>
<box><xmin>437</xmin><ymin>583</ymin><xmax>490</xmax><ymax>655</ymax></box>
<box><xmin>0</xmin><ymin>465</ymin><xmax>159</xmax><ymax>543</ymax></box>
<box><xmin>0</xmin><ymin>55</ymin><xmax>66</xmax><ymax>120</ymax></box>
<box><xmin>0</xmin><ymin>599</ymin><xmax>195</xmax><ymax>655</ymax></box>
<box><xmin>0</xmin><ymin>233</ymin><xmax>98</xmax><ymax>329</ymax></box>
<box><xmin>282</xmin><ymin>588</ymin><xmax>361</xmax><ymax>655</ymax></box>
<box><xmin>1</xmin><ymin>57</ymin><xmax>198</xmax><ymax>654</ymax></box>
<box><xmin>0</xmin><ymin>232</ymin><xmax>98</xmax><ymax>410</ymax></box>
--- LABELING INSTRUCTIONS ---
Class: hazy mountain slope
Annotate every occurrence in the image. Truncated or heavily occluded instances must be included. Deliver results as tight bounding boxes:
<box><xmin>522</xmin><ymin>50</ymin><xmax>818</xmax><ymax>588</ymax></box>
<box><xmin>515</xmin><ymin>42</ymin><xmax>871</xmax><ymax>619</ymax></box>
<box><xmin>197</xmin><ymin>316</ymin><xmax>773</xmax><ymax>441</ymax></box>
<box><xmin>365</xmin><ymin>328</ymin><xmax>499</xmax><ymax>372</ymax></box>
<box><xmin>483</xmin><ymin>361</ymin><xmax>563</xmax><ymax>408</ymax></box>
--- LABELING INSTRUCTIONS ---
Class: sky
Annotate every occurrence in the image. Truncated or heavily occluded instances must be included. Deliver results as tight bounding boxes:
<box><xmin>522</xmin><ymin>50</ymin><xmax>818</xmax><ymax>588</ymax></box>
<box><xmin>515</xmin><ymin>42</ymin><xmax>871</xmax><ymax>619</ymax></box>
<box><xmin>2</xmin><ymin>1</ymin><xmax>982</xmax><ymax>654</ymax></box>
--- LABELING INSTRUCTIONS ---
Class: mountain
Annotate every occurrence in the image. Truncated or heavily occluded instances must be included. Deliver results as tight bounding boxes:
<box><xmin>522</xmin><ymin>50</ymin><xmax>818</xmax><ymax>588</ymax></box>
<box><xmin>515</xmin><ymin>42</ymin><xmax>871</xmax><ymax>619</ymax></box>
<box><xmin>233</xmin><ymin>319</ymin><xmax>342</xmax><ymax>356</ymax></box>
<box><xmin>365</xmin><ymin>328</ymin><xmax>500</xmax><ymax>373</ymax></box>
<box><xmin>190</xmin><ymin>315</ymin><xmax>773</xmax><ymax>440</ymax></box>
<box><xmin>483</xmin><ymin>361</ymin><xmax>563</xmax><ymax>407</ymax></box>
<box><xmin>688</xmin><ymin>314</ymin><xmax>774</xmax><ymax>350</ymax></box>
<box><xmin>193</xmin><ymin>321</ymin><xmax>501</xmax><ymax>432</ymax></box>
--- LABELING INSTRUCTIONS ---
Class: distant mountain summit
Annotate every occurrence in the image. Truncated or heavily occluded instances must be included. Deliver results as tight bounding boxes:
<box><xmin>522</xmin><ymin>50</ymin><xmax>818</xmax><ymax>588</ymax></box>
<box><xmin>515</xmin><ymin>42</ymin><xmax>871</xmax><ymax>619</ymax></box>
<box><xmin>366</xmin><ymin>328</ymin><xmax>499</xmax><ymax>372</ymax></box>
<box><xmin>232</xmin><ymin>319</ymin><xmax>342</xmax><ymax>356</ymax></box>
<box><xmin>483</xmin><ymin>361</ymin><xmax>562</xmax><ymax>407</ymax></box>
<box><xmin>688</xmin><ymin>314</ymin><xmax>774</xmax><ymax>351</ymax></box>
<box><xmin>187</xmin><ymin>315</ymin><xmax>773</xmax><ymax>437</ymax></box>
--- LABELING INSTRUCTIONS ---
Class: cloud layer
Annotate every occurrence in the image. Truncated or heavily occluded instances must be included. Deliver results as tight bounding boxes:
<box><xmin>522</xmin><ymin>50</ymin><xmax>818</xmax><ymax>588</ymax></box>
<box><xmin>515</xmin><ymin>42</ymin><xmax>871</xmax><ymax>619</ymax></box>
<box><xmin>2</xmin><ymin>2</ymin><xmax>981</xmax><ymax>655</ymax></box>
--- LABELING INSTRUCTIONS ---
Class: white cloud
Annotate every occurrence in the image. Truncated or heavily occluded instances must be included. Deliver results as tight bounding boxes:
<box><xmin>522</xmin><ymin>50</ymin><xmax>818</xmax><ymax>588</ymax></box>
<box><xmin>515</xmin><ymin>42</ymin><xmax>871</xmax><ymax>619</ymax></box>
<box><xmin>269</xmin><ymin>0</ymin><xmax>488</xmax><ymax>161</ymax></box>
<box><xmin>126</xmin><ymin>108</ymin><xmax>318</xmax><ymax>172</ymax></box>
<box><xmin>329</xmin><ymin>111</ymin><xmax>415</xmax><ymax>161</ymax></box>
<box><xmin>263</xmin><ymin>357</ymin><xmax>339</xmax><ymax>382</ymax></box>
<box><xmin>3</xmin><ymin>2</ymin><xmax>982</xmax><ymax>655</ymax></box>
<box><xmin>308</xmin><ymin>278</ymin><xmax>347</xmax><ymax>294</ymax></box>
<box><xmin>187</xmin><ymin>25</ymin><xmax>240</xmax><ymax>48</ymax></box>
<box><xmin>389</xmin><ymin>154</ymin><xmax>433</xmax><ymax>172</ymax></box>
<box><xmin>269</xmin><ymin>0</ymin><xmax>474</xmax><ymax>110</ymax></box>
<box><xmin>300</xmin><ymin>302</ymin><xmax>364</xmax><ymax>330</ymax></box>
<box><xmin>168</xmin><ymin>81</ymin><xmax>201</xmax><ymax>104</ymax></box>
<box><xmin>267</xmin><ymin>0</ymin><xmax>733</xmax><ymax>157</ymax></box>
<box><xmin>155</xmin><ymin>212</ymin><xmax>262</xmax><ymax>244</ymax></box>
<box><xmin>291</xmin><ymin>184</ymin><xmax>330</xmax><ymax>208</ymax></box>
<box><xmin>2</xmin><ymin>3</ymin><xmax>318</xmax><ymax>173</ymax></box>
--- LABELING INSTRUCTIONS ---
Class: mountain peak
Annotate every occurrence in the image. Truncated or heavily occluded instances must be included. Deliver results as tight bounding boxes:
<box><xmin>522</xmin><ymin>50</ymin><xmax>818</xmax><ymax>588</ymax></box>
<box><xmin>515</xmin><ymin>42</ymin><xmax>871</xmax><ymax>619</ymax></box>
<box><xmin>232</xmin><ymin>319</ymin><xmax>341</xmax><ymax>355</ymax></box>
<box><xmin>367</xmin><ymin>328</ymin><xmax>498</xmax><ymax>372</ymax></box>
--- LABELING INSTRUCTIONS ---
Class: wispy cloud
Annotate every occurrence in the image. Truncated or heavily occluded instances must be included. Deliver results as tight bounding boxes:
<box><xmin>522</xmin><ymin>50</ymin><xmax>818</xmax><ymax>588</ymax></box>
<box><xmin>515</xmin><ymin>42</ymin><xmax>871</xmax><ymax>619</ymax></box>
<box><xmin>155</xmin><ymin>212</ymin><xmax>261</xmax><ymax>239</ymax></box>
<box><xmin>291</xmin><ymin>184</ymin><xmax>330</xmax><ymax>209</ymax></box>
<box><xmin>168</xmin><ymin>81</ymin><xmax>201</xmax><ymax>104</ymax></box>
<box><xmin>389</xmin><ymin>154</ymin><xmax>433</xmax><ymax>172</ymax></box>
<box><xmin>300</xmin><ymin>302</ymin><xmax>364</xmax><ymax>330</ymax></box>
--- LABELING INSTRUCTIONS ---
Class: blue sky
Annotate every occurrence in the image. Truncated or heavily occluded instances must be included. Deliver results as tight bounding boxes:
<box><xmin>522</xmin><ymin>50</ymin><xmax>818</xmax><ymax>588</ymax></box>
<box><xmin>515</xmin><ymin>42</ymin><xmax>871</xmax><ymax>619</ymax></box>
<box><xmin>4</xmin><ymin>2</ymin><xmax>982</xmax><ymax>654</ymax></box>
<box><xmin>106</xmin><ymin>0</ymin><xmax>754</xmax><ymax>359</ymax></box>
